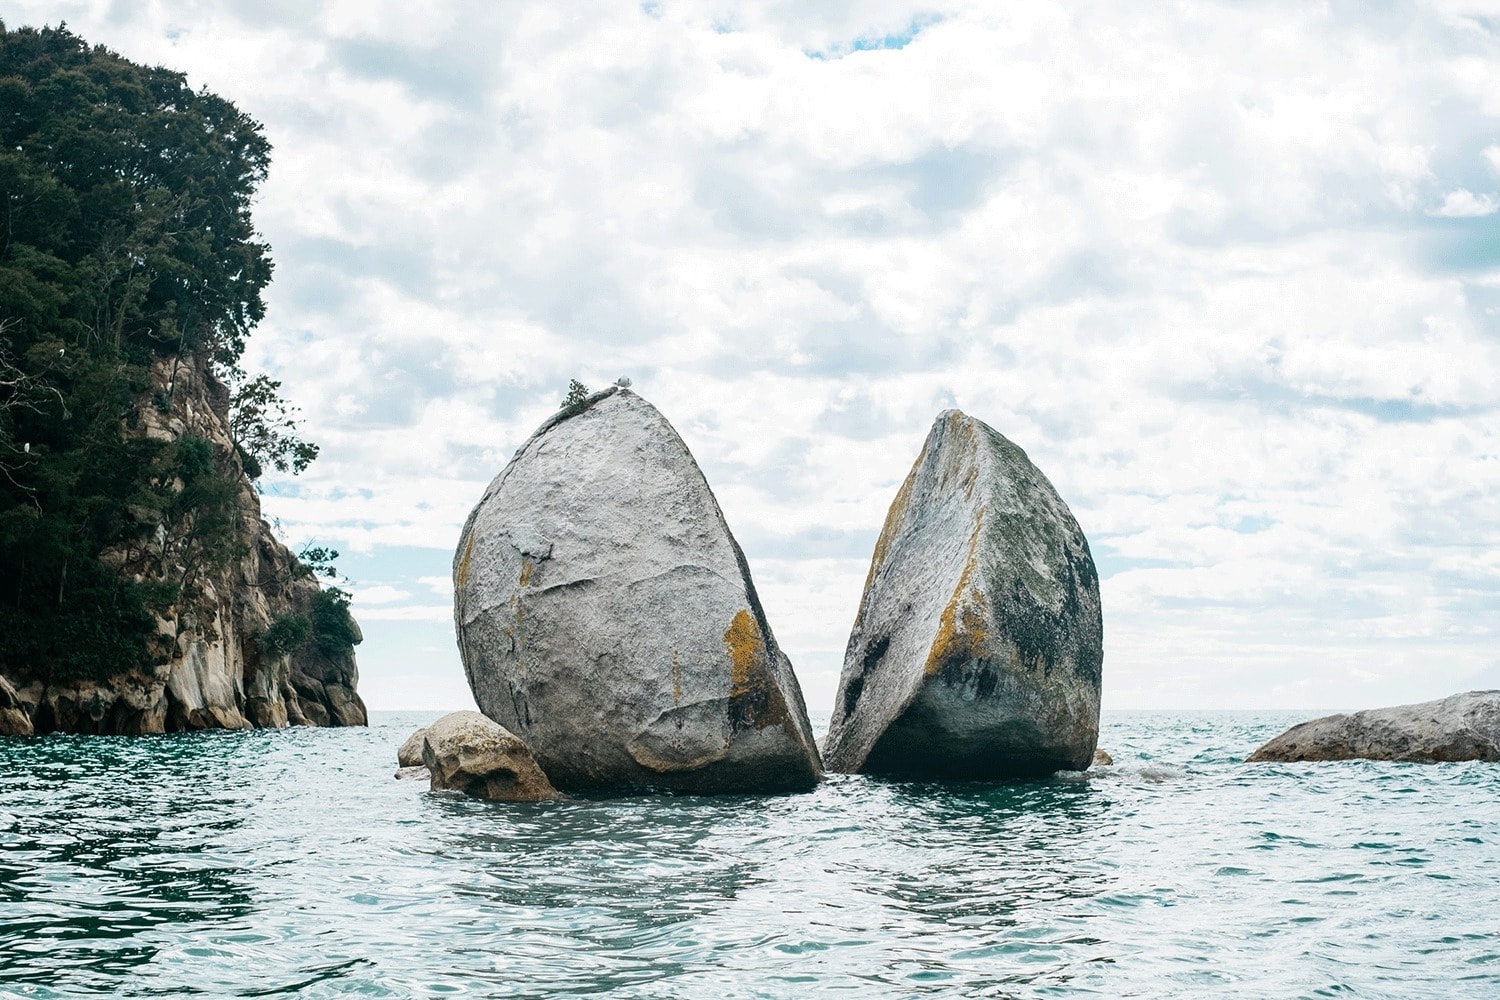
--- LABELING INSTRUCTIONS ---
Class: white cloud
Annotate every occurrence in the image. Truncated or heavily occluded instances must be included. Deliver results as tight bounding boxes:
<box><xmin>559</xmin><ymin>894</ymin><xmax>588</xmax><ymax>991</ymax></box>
<box><xmin>354</xmin><ymin>605</ymin><xmax>454</xmax><ymax>623</ymax></box>
<box><xmin>351</xmin><ymin>585</ymin><xmax>410</xmax><ymax>606</ymax></box>
<box><xmin>10</xmin><ymin>0</ymin><xmax>1499</xmax><ymax>711</ymax></box>
<box><xmin>1429</xmin><ymin>188</ymin><xmax>1499</xmax><ymax>217</ymax></box>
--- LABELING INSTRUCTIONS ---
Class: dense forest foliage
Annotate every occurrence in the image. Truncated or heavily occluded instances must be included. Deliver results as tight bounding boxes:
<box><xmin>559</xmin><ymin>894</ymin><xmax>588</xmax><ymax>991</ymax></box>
<box><xmin>0</xmin><ymin>23</ymin><xmax>323</xmax><ymax>681</ymax></box>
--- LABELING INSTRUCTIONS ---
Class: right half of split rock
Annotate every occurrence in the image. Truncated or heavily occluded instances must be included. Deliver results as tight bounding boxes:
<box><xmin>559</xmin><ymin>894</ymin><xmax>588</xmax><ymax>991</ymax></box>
<box><xmin>824</xmin><ymin>410</ymin><xmax>1103</xmax><ymax>779</ymax></box>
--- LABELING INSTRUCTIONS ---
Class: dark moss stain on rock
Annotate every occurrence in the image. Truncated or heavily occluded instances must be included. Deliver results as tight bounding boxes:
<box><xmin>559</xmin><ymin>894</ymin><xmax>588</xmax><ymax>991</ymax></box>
<box><xmin>841</xmin><ymin>634</ymin><xmax>889</xmax><ymax>718</ymax></box>
<box><xmin>983</xmin><ymin>537</ymin><xmax>1101</xmax><ymax>688</ymax></box>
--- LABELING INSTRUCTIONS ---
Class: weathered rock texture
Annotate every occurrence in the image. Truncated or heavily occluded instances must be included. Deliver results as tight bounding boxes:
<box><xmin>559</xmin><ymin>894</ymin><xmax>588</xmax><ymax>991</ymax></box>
<box><xmin>397</xmin><ymin>727</ymin><xmax>429</xmax><ymax>767</ymax></box>
<box><xmin>0</xmin><ymin>356</ymin><xmax>366</xmax><ymax>736</ymax></box>
<box><xmin>1247</xmin><ymin>691</ymin><xmax>1500</xmax><ymax>763</ymax></box>
<box><xmin>420</xmin><ymin>711</ymin><xmax>560</xmax><ymax>801</ymax></box>
<box><xmin>454</xmin><ymin>387</ymin><xmax>822</xmax><ymax>793</ymax></box>
<box><xmin>824</xmin><ymin>410</ymin><xmax>1103</xmax><ymax>778</ymax></box>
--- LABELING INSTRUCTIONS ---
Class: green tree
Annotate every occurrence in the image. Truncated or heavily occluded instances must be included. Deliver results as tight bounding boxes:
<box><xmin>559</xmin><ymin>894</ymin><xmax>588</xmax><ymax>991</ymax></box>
<box><xmin>227</xmin><ymin>368</ymin><xmax>319</xmax><ymax>480</ymax></box>
<box><xmin>0</xmin><ymin>23</ymin><xmax>312</xmax><ymax>681</ymax></box>
<box><xmin>560</xmin><ymin>378</ymin><xmax>590</xmax><ymax>415</ymax></box>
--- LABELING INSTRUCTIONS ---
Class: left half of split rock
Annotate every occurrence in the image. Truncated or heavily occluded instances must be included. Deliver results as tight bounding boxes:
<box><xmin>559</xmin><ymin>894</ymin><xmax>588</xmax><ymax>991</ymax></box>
<box><xmin>449</xmin><ymin>386</ymin><xmax>822</xmax><ymax>795</ymax></box>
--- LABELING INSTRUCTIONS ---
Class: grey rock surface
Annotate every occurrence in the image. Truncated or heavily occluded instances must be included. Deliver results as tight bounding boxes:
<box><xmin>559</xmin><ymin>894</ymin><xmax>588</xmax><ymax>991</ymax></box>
<box><xmin>420</xmin><ymin>711</ymin><xmax>560</xmax><ymax>801</ymax></box>
<box><xmin>0</xmin><ymin>675</ymin><xmax>33</xmax><ymax>736</ymax></box>
<box><xmin>824</xmin><ymin>410</ymin><xmax>1102</xmax><ymax>778</ymax></box>
<box><xmin>454</xmin><ymin>387</ymin><xmax>821</xmax><ymax>793</ymax></box>
<box><xmin>1247</xmin><ymin>691</ymin><xmax>1500</xmax><ymax>763</ymax></box>
<box><xmin>396</xmin><ymin>727</ymin><xmax>429</xmax><ymax>767</ymax></box>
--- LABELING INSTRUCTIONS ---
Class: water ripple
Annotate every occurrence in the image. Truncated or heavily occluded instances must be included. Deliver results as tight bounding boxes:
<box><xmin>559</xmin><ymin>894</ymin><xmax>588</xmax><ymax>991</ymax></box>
<box><xmin>2</xmin><ymin>710</ymin><xmax>1498</xmax><ymax>997</ymax></box>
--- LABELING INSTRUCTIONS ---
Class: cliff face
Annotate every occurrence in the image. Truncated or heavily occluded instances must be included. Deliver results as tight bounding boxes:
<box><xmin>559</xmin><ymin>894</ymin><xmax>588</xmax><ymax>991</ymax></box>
<box><xmin>0</xmin><ymin>356</ymin><xmax>366</xmax><ymax>736</ymax></box>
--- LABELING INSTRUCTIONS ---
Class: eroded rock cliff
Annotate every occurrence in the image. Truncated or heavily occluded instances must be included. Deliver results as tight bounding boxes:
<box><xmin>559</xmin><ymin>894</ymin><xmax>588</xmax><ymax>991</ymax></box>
<box><xmin>0</xmin><ymin>356</ymin><xmax>365</xmax><ymax>735</ymax></box>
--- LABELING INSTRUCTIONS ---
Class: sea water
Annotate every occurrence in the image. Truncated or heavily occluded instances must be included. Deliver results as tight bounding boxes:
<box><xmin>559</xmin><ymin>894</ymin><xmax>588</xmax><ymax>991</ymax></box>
<box><xmin>2</xmin><ymin>710</ymin><xmax>1496</xmax><ymax>998</ymax></box>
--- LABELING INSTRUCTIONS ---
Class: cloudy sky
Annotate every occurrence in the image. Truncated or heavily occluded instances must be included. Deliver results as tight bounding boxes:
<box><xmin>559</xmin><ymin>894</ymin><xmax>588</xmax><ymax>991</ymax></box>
<box><xmin>10</xmin><ymin>1</ymin><xmax>1499</xmax><ymax>712</ymax></box>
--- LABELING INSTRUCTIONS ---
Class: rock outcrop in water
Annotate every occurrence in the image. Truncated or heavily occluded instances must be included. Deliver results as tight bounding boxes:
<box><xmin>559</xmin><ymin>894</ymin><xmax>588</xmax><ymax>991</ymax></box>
<box><xmin>420</xmin><ymin>711</ymin><xmax>561</xmax><ymax>801</ymax></box>
<box><xmin>824</xmin><ymin>410</ymin><xmax>1102</xmax><ymax>778</ymax></box>
<box><xmin>397</xmin><ymin>727</ymin><xmax>429</xmax><ymax>767</ymax></box>
<box><xmin>453</xmin><ymin>386</ymin><xmax>821</xmax><ymax>794</ymax></box>
<box><xmin>1247</xmin><ymin>691</ymin><xmax>1500</xmax><ymax>763</ymax></box>
<box><xmin>0</xmin><ymin>357</ymin><xmax>366</xmax><ymax>736</ymax></box>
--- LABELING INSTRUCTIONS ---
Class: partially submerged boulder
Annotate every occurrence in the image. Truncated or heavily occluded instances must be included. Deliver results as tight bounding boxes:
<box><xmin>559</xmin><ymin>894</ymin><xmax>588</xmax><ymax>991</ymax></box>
<box><xmin>453</xmin><ymin>387</ymin><xmax>822</xmax><ymax>794</ymax></box>
<box><xmin>824</xmin><ymin>410</ymin><xmax>1102</xmax><ymax>778</ymax></box>
<box><xmin>420</xmin><ymin>711</ymin><xmax>560</xmax><ymax>801</ymax></box>
<box><xmin>397</xmin><ymin>727</ymin><xmax>429</xmax><ymax>767</ymax></box>
<box><xmin>1247</xmin><ymin>691</ymin><xmax>1500</xmax><ymax>763</ymax></box>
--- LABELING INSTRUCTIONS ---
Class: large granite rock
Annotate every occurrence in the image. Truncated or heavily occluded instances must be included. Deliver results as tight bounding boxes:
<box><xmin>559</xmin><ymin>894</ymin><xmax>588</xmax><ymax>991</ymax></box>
<box><xmin>453</xmin><ymin>387</ymin><xmax>822</xmax><ymax>794</ymax></box>
<box><xmin>1247</xmin><ymin>691</ymin><xmax>1500</xmax><ymax>763</ymax></box>
<box><xmin>824</xmin><ymin>410</ymin><xmax>1103</xmax><ymax>778</ymax></box>
<box><xmin>420</xmin><ymin>711</ymin><xmax>560</xmax><ymax>801</ymax></box>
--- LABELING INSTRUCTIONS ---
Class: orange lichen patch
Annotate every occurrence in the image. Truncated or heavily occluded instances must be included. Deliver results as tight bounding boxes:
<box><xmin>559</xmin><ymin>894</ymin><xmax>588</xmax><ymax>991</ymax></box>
<box><xmin>722</xmin><ymin>609</ymin><xmax>789</xmax><ymax>730</ymax></box>
<box><xmin>456</xmin><ymin>532</ymin><xmax>475</xmax><ymax>589</ymax></box>
<box><xmin>519</xmin><ymin>557</ymin><xmax>535</xmax><ymax>588</ymax></box>
<box><xmin>860</xmin><ymin>452</ymin><xmax>923</xmax><ymax>603</ymax></box>
<box><xmin>924</xmin><ymin>517</ymin><xmax>990</xmax><ymax>677</ymax></box>
<box><xmin>724</xmin><ymin>610</ymin><xmax>766</xmax><ymax>697</ymax></box>
<box><xmin>925</xmin><ymin>586</ymin><xmax>988</xmax><ymax>676</ymax></box>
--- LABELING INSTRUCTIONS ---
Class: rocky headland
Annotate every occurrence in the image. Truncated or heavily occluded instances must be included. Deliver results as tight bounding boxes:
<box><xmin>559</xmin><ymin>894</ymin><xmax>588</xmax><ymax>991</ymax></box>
<box><xmin>1247</xmin><ymin>691</ymin><xmax>1500</xmax><ymax>763</ymax></box>
<box><xmin>452</xmin><ymin>386</ymin><xmax>821</xmax><ymax>794</ymax></box>
<box><xmin>0</xmin><ymin>357</ymin><xmax>366</xmax><ymax>736</ymax></box>
<box><xmin>823</xmin><ymin>410</ymin><xmax>1103</xmax><ymax>778</ymax></box>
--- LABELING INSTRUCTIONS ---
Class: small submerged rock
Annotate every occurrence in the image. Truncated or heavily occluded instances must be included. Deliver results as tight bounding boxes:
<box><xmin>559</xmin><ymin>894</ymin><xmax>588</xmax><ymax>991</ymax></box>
<box><xmin>1092</xmin><ymin>749</ymin><xmax>1113</xmax><ymax>767</ymax></box>
<box><xmin>414</xmin><ymin>711</ymin><xmax>561</xmax><ymax>802</ymax></box>
<box><xmin>824</xmin><ymin>410</ymin><xmax>1103</xmax><ymax>779</ymax></box>
<box><xmin>452</xmin><ymin>387</ymin><xmax>821</xmax><ymax>794</ymax></box>
<box><xmin>396</xmin><ymin>727</ymin><xmax>428</xmax><ymax>768</ymax></box>
<box><xmin>1247</xmin><ymin>691</ymin><xmax>1500</xmax><ymax>763</ymax></box>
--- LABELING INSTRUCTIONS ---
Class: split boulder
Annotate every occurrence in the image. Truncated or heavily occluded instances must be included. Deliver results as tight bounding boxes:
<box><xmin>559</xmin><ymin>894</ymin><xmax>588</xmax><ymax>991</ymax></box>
<box><xmin>824</xmin><ymin>410</ymin><xmax>1103</xmax><ymax>778</ymax></box>
<box><xmin>453</xmin><ymin>387</ymin><xmax>822</xmax><ymax>793</ymax></box>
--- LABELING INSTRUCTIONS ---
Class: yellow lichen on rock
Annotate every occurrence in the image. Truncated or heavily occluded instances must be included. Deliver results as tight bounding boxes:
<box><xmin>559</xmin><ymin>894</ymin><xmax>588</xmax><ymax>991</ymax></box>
<box><xmin>456</xmin><ymin>532</ymin><xmax>476</xmax><ymax>589</ymax></box>
<box><xmin>722</xmin><ymin>609</ymin><xmax>791</xmax><ymax>730</ymax></box>
<box><xmin>519</xmin><ymin>556</ymin><xmax>535</xmax><ymax>588</ymax></box>
<box><xmin>724</xmin><ymin>609</ymin><xmax>766</xmax><ymax>698</ymax></box>
<box><xmin>924</xmin><ymin>520</ymin><xmax>989</xmax><ymax>676</ymax></box>
<box><xmin>864</xmin><ymin>466</ymin><xmax>917</xmax><ymax>589</ymax></box>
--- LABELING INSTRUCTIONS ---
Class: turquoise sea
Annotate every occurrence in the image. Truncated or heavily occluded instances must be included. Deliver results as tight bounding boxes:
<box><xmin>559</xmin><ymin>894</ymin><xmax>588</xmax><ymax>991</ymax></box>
<box><xmin>2</xmin><ymin>710</ymin><xmax>1497</xmax><ymax>998</ymax></box>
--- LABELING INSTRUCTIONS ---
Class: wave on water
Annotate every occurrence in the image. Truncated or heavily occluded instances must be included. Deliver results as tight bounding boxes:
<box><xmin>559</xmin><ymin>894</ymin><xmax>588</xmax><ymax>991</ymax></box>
<box><xmin>2</xmin><ymin>709</ymin><xmax>1497</xmax><ymax>998</ymax></box>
